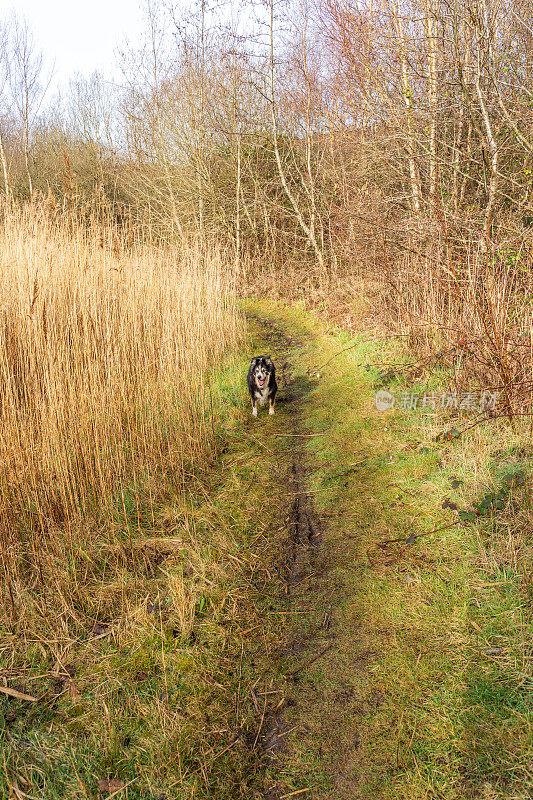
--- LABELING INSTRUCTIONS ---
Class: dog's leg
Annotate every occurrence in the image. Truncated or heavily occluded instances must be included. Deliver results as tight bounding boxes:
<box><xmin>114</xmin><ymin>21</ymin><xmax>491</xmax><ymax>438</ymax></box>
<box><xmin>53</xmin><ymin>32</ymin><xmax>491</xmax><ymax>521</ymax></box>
<box><xmin>252</xmin><ymin>400</ymin><xmax>258</xmax><ymax>417</ymax></box>
<box><xmin>269</xmin><ymin>397</ymin><xmax>275</xmax><ymax>415</ymax></box>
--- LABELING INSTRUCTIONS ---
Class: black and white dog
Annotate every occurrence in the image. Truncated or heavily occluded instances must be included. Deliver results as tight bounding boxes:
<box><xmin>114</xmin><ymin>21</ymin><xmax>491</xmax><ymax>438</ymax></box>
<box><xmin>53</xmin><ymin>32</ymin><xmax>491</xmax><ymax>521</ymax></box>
<box><xmin>247</xmin><ymin>356</ymin><xmax>277</xmax><ymax>417</ymax></box>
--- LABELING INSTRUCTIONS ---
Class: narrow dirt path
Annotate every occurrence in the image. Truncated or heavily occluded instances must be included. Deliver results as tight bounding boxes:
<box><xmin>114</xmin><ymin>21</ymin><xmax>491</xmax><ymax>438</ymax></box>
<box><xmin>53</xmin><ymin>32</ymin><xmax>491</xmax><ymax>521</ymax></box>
<box><xmin>247</xmin><ymin>314</ymin><xmax>322</xmax><ymax>587</ymax></box>
<box><xmin>247</xmin><ymin>311</ymin><xmax>365</xmax><ymax>799</ymax></box>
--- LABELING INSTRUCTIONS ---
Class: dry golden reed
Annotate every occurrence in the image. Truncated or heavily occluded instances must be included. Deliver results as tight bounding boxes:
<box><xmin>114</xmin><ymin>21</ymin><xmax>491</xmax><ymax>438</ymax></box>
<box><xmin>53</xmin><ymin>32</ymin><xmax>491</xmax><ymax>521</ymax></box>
<box><xmin>0</xmin><ymin>201</ymin><xmax>241</xmax><ymax>627</ymax></box>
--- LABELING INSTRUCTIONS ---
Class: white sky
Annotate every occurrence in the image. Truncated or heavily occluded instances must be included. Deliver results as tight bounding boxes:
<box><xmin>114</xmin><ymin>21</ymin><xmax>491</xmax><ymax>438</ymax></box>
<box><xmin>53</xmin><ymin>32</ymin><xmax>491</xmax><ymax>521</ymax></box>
<box><xmin>1</xmin><ymin>0</ymin><xmax>147</xmax><ymax>95</ymax></box>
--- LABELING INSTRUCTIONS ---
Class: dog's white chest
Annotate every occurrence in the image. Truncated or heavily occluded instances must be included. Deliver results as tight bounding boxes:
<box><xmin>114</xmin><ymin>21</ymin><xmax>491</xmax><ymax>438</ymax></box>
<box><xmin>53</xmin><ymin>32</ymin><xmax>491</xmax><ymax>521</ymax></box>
<box><xmin>257</xmin><ymin>386</ymin><xmax>269</xmax><ymax>406</ymax></box>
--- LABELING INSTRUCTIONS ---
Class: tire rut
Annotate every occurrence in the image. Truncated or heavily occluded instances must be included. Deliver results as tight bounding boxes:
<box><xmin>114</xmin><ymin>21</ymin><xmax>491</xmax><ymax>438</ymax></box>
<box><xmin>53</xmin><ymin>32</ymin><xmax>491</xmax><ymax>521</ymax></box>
<box><xmin>246</xmin><ymin>313</ymin><xmax>322</xmax><ymax>591</ymax></box>
<box><xmin>246</xmin><ymin>313</ymin><xmax>328</xmax><ymax>797</ymax></box>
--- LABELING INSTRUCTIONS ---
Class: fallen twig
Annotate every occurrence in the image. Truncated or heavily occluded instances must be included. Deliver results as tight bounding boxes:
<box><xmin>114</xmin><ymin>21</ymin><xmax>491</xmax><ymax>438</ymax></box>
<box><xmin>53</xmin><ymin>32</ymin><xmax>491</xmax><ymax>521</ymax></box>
<box><xmin>0</xmin><ymin>685</ymin><xmax>37</xmax><ymax>702</ymax></box>
<box><xmin>286</xmin><ymin>644</ymin><xmax>335</xmax><ymax>678</ymax></box>
<box><xmin>377</xmin><ymin>520</ymin><xmax>459</xmax><ymax>549</ymax></box>
<box><xmin>307</xmin><ymin>343</ymin><xmax>360</xmax><ymax>374</ymax></box>
<box><xmin>252</xmin><ymin>692</ymin><xmax>268</xmax><ymax>749</ymax></box>
<box><xmin>456</xmin><ymin>409</ymin><xmax>533</xmax><ymax>435</ymax></box>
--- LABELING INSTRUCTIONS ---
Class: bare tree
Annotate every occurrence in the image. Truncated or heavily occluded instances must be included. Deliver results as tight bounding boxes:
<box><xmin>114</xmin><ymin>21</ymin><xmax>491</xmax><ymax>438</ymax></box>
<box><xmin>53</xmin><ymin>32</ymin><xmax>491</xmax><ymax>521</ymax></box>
<box><xmin>0</xmin><ymin>22</ymin><xmax>12</xmax><ymax>198</ymax></box>
<box><xmin>5</xmin><ymin>13</ymin><xmax>48</xmax><ymax>197</ymax></box>
<box><xmin>390</xmin><ymin>0</ymin><xmax>421</xmax><ymax>213</ymax></box>
<box><xmin>269</xmin><ymin>0</ymin><xmax>327</xmax><ymax>272</ymax></box>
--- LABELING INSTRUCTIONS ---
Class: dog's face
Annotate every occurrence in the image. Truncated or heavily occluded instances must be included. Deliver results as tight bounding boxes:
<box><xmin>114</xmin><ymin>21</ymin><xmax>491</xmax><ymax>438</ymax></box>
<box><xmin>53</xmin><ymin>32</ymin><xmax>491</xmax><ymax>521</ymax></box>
<box><xmin>250</xmin><ymin>356</ymin><xmax>273</xmax><ymax>390</ymax></box>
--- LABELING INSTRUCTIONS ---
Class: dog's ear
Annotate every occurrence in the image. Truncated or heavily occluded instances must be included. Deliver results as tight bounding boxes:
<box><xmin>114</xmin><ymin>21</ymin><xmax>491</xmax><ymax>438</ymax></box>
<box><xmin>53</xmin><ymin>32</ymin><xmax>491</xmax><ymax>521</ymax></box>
<box><xmin>250</xmin><ymin>357</ymin><xmax>258</xmax><ymax>367</ymax></box>
<box><xmin>265</xmin><ymin>356</ymin><xmax>272</xmax><ymax>365</ymax></box>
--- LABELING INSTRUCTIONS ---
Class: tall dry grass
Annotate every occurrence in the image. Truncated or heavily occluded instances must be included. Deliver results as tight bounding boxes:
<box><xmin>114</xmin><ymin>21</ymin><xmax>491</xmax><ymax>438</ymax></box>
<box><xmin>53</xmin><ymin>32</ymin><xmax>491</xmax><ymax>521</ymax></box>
<box><xmin>0</xmin><ymin>200</ymin><xmax>242</xmax><ymax>630</ymax></box>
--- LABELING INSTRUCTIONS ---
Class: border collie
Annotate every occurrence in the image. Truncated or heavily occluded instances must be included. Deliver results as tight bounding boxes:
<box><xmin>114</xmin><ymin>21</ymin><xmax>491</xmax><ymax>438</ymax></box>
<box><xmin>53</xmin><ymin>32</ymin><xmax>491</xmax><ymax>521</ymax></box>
<box><xmin>247</xmin><ymin>356</ymin><xmax>277</xmax><ymax>417</ymax></box>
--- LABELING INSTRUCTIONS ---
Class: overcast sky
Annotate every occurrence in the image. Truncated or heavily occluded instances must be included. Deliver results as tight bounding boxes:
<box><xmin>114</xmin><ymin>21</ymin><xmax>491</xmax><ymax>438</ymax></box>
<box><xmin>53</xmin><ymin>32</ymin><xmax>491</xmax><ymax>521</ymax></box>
<box><xmin>1</xmin><ymin>0</ymin><xmax>146</xmax><ymax>95</ymax></box>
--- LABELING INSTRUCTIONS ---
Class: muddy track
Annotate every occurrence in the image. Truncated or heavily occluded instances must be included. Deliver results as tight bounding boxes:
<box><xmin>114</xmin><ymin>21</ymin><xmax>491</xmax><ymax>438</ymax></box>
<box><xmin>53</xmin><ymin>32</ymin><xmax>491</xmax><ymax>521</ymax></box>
<box><xmin>246</xmin><ymin>313</ymin><xmax>327</xmax><ymax>794</ymax></box>
<box><xmin>247</xmin><ymin>313</ymin><xmax>322</xmax><ymax>588</ymax></box>
<box><xmin>246</xmin><ymin>312</ymin><xmax>369</xmax><ymax>800</ymax></box>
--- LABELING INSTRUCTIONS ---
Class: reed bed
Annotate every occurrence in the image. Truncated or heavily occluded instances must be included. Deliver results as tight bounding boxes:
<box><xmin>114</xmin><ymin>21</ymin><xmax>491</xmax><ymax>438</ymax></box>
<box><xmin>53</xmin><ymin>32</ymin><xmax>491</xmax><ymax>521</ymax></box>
<box><xmin>0</xmin><ymin>201</ymin><xmax>241</xmax><ymax>632</ymax></box>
